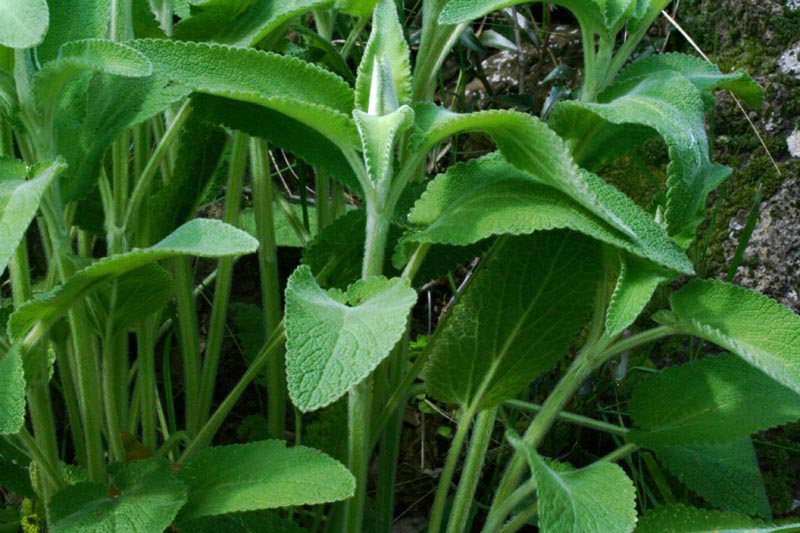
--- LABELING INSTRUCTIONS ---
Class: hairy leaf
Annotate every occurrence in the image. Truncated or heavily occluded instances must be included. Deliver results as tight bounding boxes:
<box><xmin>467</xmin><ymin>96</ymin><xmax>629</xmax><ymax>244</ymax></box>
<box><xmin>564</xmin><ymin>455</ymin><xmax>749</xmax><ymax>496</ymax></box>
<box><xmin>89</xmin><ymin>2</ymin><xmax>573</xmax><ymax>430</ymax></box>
<box><xmin>354</xmin><ymin>106</ymin><xmax>414</xmax><ymax>188</ymax></box>
<box><xmin>194</xmin><ymin>95</ymin><xmax>360</xmax><ymax>193</ymax></box>
<box><xmin>105</xmin><ymin>264</ymin><xmax>175</xmax><ymax>337</ymax></box>
<box><xmin>654</xmin><ymin>438</ymin><xmax>771</xmax><ymax>519</ymax></box>
<box><xmin>615</xmin><ymin>53</ymin><xmax>763</xmax><ymax>109</ymax></box>
<box><xmin>0</xmin><ymin>346</ymin><xmax>24</xmax><ymax>435</ymax></box>
<box><xmin>239</xmin><ymin>202</ymin><xmax>317</xmax><ymax>248</ymax></box>
<box><xmin>509</xmin><ymin>431</ymin><xmax>637</xmax><ymax>533</ymax></box>
<box><xmin>628</xmin><ymin>354</ymin><xmax>800</xmax><ymax>447</ymax></box>
<box><xmin>37</xmin><ymin>0</ymin><xmax>110</xmax><ymax>62</ymax></box>
<box><xmin>176</xmin><ymin>440</ymin><xmax>355</xmax><ymax>521</ymax></box>
<box><xmin>285</xmin><ymin>266</ymin><xmax>416</xmax><ymax>411</ymax></box>
<box><xmin>662</xmin><ymin>279</ymin><xmax>800</xmax><ymax>395</ymax></box>
<box><xmin>551</xmin><ymin>71</ymin><xmax>731</xmax><ymax>246</ymax></box>
<box><xmin>0</xmin><ymin>159</ymin><xmax>65</xmax><ymax>276</ymax></box>
<box><xmin>49</xmin><ymin>458</ymin><xmax>187</xmax><ymax>533</ymax></box>
<box><xmin>337</xmin><ymin>0</ymin><xmax>379</xmax><ymax>17</ymax></box>
<box><xmin>175</xmin><ymin>0</ymin><xmax>333</xmax><ymax>47</ymax></box>
<box><xmin>606</xmin><ymin>254</ymin><xmax>670</xmax><ymax>336</ymax></box>
<box><xmin>403</xmin><ymin>153</ymin><xmax>680</xmax><ymax>277</ymax></box>
<box><xmin>9</xmin><ymin>219</ymin><xmax>257</xmax><ymax>348</ymax></box>
<box><xmin>425</xmin><ymin>231</ymin><xmax>600</xmax><ymax>410</ymax></box>
<box><xmin>58</xmin><ymin>39</ymin><xmax>153</xmax><ymax>77</ymax></box>
<box><xmin>635</xmin><ymin>505</ymin><xmax>798</xmax><ymax>533</ymax></box>
<box><xmin>302</xmin><ymin>209</ymin><xmax>368</xmax><ymax>289</ymax></box>
<box><xmin>0</xmin><ymin>0</ymin><xmax>48</xmax><ymax>48</ymax></box>
<box><xmin>355</xmin><ymin>0</ymin><xmax>412</xmax><ymax>111</ymax></box>
<box><xmin>410</xmin><ymin>104</ymin><xmax>693</xmax><ymax>274</ymax></box>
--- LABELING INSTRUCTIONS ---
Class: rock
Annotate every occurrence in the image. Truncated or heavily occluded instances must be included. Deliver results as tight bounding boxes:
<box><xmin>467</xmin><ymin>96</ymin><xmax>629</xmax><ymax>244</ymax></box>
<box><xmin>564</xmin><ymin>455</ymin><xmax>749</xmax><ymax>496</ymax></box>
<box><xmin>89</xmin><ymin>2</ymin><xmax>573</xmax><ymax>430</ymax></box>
<box><xmin>725</xmin><ymin>177</ymin><xmax>800</xmax><ymax>313</ymax></box>
<box><xmin>779</xmin><ymin>42</ymin><xmax>800</xmax><ymax>77</ymax></box>
<box><xmin>789</xmin><ymin>127</ymin><xmax>800</xmax><ymax>157</ymax></box>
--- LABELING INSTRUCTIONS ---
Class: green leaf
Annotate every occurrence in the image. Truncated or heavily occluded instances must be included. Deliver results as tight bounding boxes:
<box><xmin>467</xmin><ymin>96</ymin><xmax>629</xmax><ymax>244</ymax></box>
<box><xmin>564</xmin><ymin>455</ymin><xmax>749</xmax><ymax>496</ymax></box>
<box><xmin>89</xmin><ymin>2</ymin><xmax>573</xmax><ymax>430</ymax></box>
<box><xmin>302</xmin><ymin>209</ymin><xmax>367</xmax><ymax>289</ymax></box>
<box><xmin>354</xmin><ymin>0</ymin><xmax>412</xmax><ymax>111</ymax></box>
<box><xmin>239</xmin><ymin>202</ymin><xmax>318</xmax><ymax>248</ymax></box>
<box><xmin>285</xmin><ymin>265</ymin><xmax>416</xmax><ymax>411</ymax></box>
<box><xmin>662</xmin><ymin>279</ymin><xmax>800</xmax><ymax>395</ymax></box>
<box><xmin>509</xmin><ymin>430</ymin><xmax>638</xmax><ymax>533</ymax></box>
<box><xmin>175</xmin><ymin>0</ymin><xmax>333</xmax><ymax>48</ymax></box>
<box><xmin>0</xmin><ymin>159</ymin><xmax>65</xmax><ymax>276</ymax></box>
<box><xmin>106</xmin><ymin>264</ymin><xmax>175</xmax><ymax>336</ymax></box>
<box><xmin>403</xmin><ymin>153</ymin><xmax>682</xmax><ymax>276</ymax></box>
<box><xmin>635</xmin><ymin>505</ymin><xmax>798</xmax><ymax>533</ymax></box>
<box><xmin>654</xmin><ymin>438</ymin><xmax>771</xmax><ymax>519</ymax></box>
<box><xmin>0</xmin><ymin>437</ymin><xmax>34</xmax><ymax>498</ymax></box>
<box><xmin>410</xmin><ymin>104</ymin><xmax>693</xmax><ymax>274</ymax></box>
<box><xmin>627</xmin><ymin>354</ymin><xmax>800</xmax><ymax>447</ymax></box>
<box><xmin>194</xmin><ymin>95</ymin><xmax>360</xmax><ymax>193</ymax></box>
<box><xmin>336</xmin><ymin>0</ymin><xmax>379</xmax><ymax>17</ymax></box>
<box><xmin>354</xmin><ymin>106</ymin><xmax>414</xmax><ymax>189</ymax></box>
<box><xmin>424</xmin><ymin>231</ymin><xmax>600</xmax><ymax>410</ymax></box>
<box><xmin>606</xmin><ymin>254</ymin><xmax>670</xmax><ymax>336</ymax></box>
<box><xmin>9</xmin><ymin>219</ymin><xmax>258</xmax><ymax>348</ymax></box>
<box><xmin>615</xmin><ymin>53</ymin><xmax>764</xmax><ymax>109</ymax></box>
<box><xmin>49</xmin><ymin>458</ymin><xmax>187</xmax><ymax>533</ymax></box>
<box><xmin>0</xmin><ymin>0</ymin><xmax>48</xmax><ymax>48</ymax></box>
<box><xmin>176</xmin><ymin>440</ymin><xmax>355</xmax><ymax>522</ymax></box>
<box><xmin>57</xmin><ymin>39</ymin><xmax>153</xmax><ymax>77</ymax></box>
<box><xmin>179</xmin><ymin>510</ymin><xmax>309</xmax><ymax>533</ymax></box>
<box><xmin>37</xmin><ymin>0</ymin><xmax>110</xmax><ymax>62</ymax></box>
<box><xmin>550</xmin><ymin>71</ymin><xmax>731</xmax><ymax>247</ymax></box>
<box><xmin>0</xmin><ymin>346</ymin><xmax>25</xmax><ymax>435</ymax></box>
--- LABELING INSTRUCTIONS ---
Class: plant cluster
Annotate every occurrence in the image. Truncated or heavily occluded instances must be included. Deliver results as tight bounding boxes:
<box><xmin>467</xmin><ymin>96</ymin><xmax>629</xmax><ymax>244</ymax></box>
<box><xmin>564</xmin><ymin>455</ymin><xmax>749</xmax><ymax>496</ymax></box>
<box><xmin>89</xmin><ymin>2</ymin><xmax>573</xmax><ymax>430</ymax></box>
<box><xmin>0</xmin><ymin>0</ymin><xmax>799</xmax><ymax>532</ymax></box>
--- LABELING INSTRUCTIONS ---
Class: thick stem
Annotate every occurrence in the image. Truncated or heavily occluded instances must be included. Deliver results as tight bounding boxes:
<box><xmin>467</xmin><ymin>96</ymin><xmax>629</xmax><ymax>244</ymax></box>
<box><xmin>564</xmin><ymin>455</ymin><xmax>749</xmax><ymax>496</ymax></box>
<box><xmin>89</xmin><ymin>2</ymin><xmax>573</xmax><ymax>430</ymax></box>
<box><xmin>137</xmin><ymin>317</ymin><xmax>158</xmax><ymax>451</ymax></box>
<box><xmin>447</xmin><ymin>408</ymin><xmax>498</xmax><ymax>533</ymax></box>
<box><xmin>428</xmin><ymin>404</ymin><xmax>479</xmax><ymax>533</ymax></box>
<box><xmin>250</xmin><ymin>138</ymin><xmax>286</xmax><ymax>439</ymax></box>
<box><xmin>102</xmin><ymin>285</ymin><xmax>125</xmax><ymax>462</ymax></box>
<box><xmin>197</xmin><ymin>131</ymin><xmax>248</xmax><ymax>426</ymax></box>
<box><xmin>504</xmin><ymin>399</ymin><xmax>628</xmax><ymax>436</ymax></box>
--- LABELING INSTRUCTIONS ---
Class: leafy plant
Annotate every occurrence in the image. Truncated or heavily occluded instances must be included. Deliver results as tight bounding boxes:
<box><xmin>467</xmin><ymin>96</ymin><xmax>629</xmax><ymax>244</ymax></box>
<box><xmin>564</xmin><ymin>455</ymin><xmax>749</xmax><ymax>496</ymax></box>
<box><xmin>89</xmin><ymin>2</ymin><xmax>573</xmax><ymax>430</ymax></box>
<box><xmin>0</xmin><ymin>1</ymin><xmax>798</xmax><ymax>532</ymax></box>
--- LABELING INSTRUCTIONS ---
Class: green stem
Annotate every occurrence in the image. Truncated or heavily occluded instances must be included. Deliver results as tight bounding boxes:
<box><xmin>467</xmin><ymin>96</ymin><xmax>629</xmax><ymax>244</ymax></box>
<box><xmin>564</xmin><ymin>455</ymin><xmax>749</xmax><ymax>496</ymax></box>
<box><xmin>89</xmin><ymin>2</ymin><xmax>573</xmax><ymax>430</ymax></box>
<box><xmin>136</xmin><ymin>317</ymin><xmax>158</xmax><ymax>451</ymax></box>
<box><xmin>599</xmin><ymin>443</ymin><xmax>639</xmax><ymax>464</ymax></box>
<box><xmin>498</xmin><ymin>503</ymin><xmax>538</xmax><ymax>533</ymax></box>
<box><xmin>110</xmin><ymin>0</ymin><xmax>133</xmax><ymax>41</ymax></box>
<box><xmin>125</xmin><ymin>101</ymin><xmax>192</xmax><ymax>232</ymax></box>
<box><xmin>249</xmin><ymin>138</ymin><xmax>286</xmax><ymax>439</ymax></box>
<box><xmin>154</xmin><ymin>431</ymin><xmax>191</xmax><ymax>458</ymax></box>
<box><xmin>16</xmin><ymin>429</ymin><xmax>65</xmax><ymax>493</ymax></box>
<box><xmin>504</xmin><ymin>399</ymin><xmax>629</xmax><ymax>436</ymax></box>
<box><xmin>197</xmin><ymin>131</ymin><xmax>248</xmax><ymax>426</ymax></box>
<box><xmin>180</xmin><ymin>326</ymin><xmax>286</xmax><ymax>461</ymax></box>
<box><xmin>102</xmin><ymin>284</ymin><xmax>125</xmax><ymax>462</ymax></box>
<box><xmin>428</xmin><ymin>404</ymin><xmax>479</xmax><ymax>533</ymax></box>
<box><xmin>172</xmin><ymin>257</ymin><xmax>202</xmax><ymax>436</ymax></box>
<box><xmin>482</xmin><ymin>480</ymin><xmax>536</xmax><ymax>533</ymax></box>
<box><xmin>341</xmin><ymin>16</ymin><xmax>369</xmax><ymax>60</ymax></box>
<box><xmin>447</xmin><ymin>408</ymin><xmax>498</xmax><ymax>533</ymax></box>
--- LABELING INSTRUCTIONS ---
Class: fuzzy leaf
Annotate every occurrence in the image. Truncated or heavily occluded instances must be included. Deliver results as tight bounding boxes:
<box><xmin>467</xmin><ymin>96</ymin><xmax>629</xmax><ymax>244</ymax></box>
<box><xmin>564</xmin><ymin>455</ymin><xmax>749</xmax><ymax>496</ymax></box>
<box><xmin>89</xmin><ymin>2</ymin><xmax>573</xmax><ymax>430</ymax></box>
<box><xmin>194</xmin><ymin>95</ymin><xmax>360</xmax><ymax>193</ymax></box>
<box><xmin>635</xmin><ymin>505</ymin><xmax>798</xmax><ymax>533</ymax></box>
<box><xmin>37</xmin><ymin>0</ymin><xmax>110</xmax><ymax>62</ymax></box>
<box><xmin>654</xmin><ymin>438</ymin><xmax>771</xmax><ymax>519</ymax></box>
<box><xmin>337</xmin><ymin>0</ymin><xmax>379</xmax><ymax>17</ymax></box>
<box><xmin>410</xmin><ymin>104</ymin><xmax>693</xmax><ymax>274</ymax></box>
<box><xmin>354</xmin><ymin>0</ymin><xmax>412</xmax><ymax>111</ymax></box>
<box><xmin>302</xmin><ymin>209</ymin><xmax>368</xmax><ymax>289</ymax></box>
<box><xmin>9</xmin><ymin>219</ymin><xmax>257</xmax><ymax>348</ymax></box>
<box><xmin>0</xmin><ymin>0</ymin><xmax>48</xmax><ymax>48</ymax></box>
<box><xmin>615</xmin><ymin>53</ymin><xmax>764</xmax><ymax>109</ymax></box>
<box><xmin>239</xmin><ymin>202</ymin><xmax>318</xmax><ymax>248</ymax></box>
<box><xmin>49</xmin><ymin>458</ymin><xmax>187</xmax><ymax>533</ymax></box>
<box><xmin>176</xmin><ymin>440</ymin><xmax>355</xmax><ymax>521</ymax></box>
<box><xmin>57</xmin><ymin>39</ymin><xmax>153</xmax><ymax>77</ymax></box>
<box><xmin>354</xmin><ymin>106</ymin><xmax>414</xmax><ymax>188</ymax></box>
<box><xmin>550</xmin><ymin>71</ymin><xmax>731</xmax><ymax>246</ymax></box>
<box><xmin>0</xmin><ymin>159</ymin><xmax>65</xmax><ymax>276</ymax></box>
<box><xmin>285</xmin><ymin>265</ymin><xmax>416</xmax><ymax>411</ymax></box>
<box><xmin>663</xmin><ymin>279</ymin><xmax>800</xmax><ymax>395</ymax></box>
<box><xmin>175</xmin><ymin>0</ymin><xmax>333</xmax><ymax>47</ymax></box>
<box><xmin>425</xmin><ymin>231</ymin><xmax>600</xmax><ymax>410</ymax></box>
<box><xmin>106</xmin><ymin>264</ymin><xmax>175</xmax><ymax>336</ymax></box>
<box><xmin>605</xmin><ymin>254</ymin><xmax>670</xmax><ymax>336</ymax></box>
<box><xmin>0</xmin><ymin>346</ymin><xmax>25</xmax><ymax>435</ymax></box>
<box><xmin>509</xmin><ymin>431</ymin><xmax>637</xmax><ymax>533</ymax></box>
<box><xmin>404</xmin><ymin>153</ymin><xmax>680</xmax><ymax>276</ymax></box>
<box><xmin>628</xmin><ymin>354</ymin><xmax>800</xmax><ymax>447</ymax></box>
